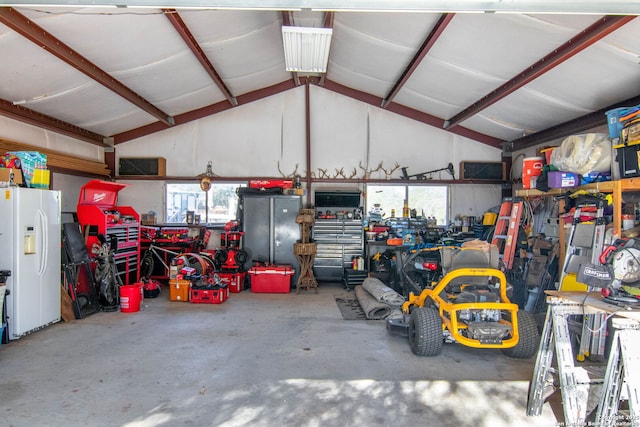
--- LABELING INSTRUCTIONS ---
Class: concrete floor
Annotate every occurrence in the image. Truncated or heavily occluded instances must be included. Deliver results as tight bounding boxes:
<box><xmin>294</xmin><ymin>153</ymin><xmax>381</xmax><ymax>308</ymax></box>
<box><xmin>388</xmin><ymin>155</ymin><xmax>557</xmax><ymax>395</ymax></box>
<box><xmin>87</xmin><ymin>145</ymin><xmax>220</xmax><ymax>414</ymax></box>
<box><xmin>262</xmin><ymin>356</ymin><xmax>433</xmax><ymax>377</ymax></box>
<box><xmin>0</xmin><ymin>282</ymin><xmax>559</xmax><ymax>427</ymax></box>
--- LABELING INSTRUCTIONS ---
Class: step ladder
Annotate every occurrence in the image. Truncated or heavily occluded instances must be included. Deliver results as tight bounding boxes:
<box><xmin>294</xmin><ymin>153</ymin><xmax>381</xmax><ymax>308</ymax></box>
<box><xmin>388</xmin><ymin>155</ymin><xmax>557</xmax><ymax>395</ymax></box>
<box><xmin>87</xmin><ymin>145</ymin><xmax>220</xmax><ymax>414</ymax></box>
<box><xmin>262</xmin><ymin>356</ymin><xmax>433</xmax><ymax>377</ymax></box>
<box><xmin>559</xmin><ymin>203</ymin><xmax>608</xmax><ymax>361</ymax></box>
<box><xmin>595</xmin><ymin>317</ymin><xmax>640</xmax><ymax>427</ymax></box>
<box><xmin>491</xmin><ymin>197</ymin><xmax>524</xmax><ymax>270</ymax></box>
<box><xmin>527</xmin><ymin>294</ymin><xmax>640</xmax><ymax>426</ymax></box>
<box><xmin>560</xmin><ymin>204</ymin><xmax>606</xmax><ymax>288</ymax></box>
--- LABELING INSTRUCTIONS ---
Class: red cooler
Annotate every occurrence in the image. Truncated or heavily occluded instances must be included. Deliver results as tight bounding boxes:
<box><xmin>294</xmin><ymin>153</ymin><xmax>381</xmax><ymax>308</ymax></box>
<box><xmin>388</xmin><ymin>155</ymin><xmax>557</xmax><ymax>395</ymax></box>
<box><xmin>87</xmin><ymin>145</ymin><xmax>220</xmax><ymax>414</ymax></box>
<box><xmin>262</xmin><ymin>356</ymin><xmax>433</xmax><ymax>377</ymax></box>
<box><xmin>248</xmin><ymin>265</ymin><xmax>294</xmax><ymax>293</ymax></box>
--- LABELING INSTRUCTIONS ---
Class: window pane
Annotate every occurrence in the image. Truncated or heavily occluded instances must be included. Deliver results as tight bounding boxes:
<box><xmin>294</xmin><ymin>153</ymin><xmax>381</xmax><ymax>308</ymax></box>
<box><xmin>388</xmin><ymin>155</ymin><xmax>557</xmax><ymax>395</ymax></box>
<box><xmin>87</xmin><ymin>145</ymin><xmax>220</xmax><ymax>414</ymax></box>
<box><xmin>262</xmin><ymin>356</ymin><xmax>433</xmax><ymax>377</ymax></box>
<box><xmin>209</xmin><ymin>183</ymin><xmax>244</xmax><ymax>223</ymax></box>
<box><xmin>166</xmin><ymin>182</ymin><xmax>245</xmax><ymax>224</ymax></box>
<box><xmin>366</xmin><ymin>184</ymin><xmax>447</xmax><ymax>225</ymax></box>
<box><xmin>366</xmin><ymin>185</ymin><xmax>405</xmax><ymax>218</ymax></box>
<box><xmin>408</xmin><ymin>186</ymin><xmax>447</xmax><ymax>225</ymax></box>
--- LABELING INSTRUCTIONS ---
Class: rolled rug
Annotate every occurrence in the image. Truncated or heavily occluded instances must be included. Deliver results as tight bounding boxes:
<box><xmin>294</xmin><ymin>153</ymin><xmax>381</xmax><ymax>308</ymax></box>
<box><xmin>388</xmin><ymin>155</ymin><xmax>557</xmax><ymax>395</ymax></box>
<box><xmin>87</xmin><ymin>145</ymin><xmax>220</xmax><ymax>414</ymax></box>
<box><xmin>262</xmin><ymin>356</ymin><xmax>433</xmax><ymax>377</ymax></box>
<box><xmin>362</xmin><ymin>277</ymin><xmax>405</xmax><ymax>307</ymax></box>
<box><xmin>354</xmin><ymin>285</ymin><xmax>391</xmax><ymax>320</ymax></box>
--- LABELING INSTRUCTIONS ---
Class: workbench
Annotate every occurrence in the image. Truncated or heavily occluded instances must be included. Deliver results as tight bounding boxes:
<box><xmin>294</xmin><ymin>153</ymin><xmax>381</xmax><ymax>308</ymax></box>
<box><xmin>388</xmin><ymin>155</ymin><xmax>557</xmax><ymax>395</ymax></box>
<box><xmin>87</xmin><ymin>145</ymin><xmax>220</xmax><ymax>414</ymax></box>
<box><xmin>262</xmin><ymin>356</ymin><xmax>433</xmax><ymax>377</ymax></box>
<box><xmin>527</xmin><ymin>291</ymin><xmax>640</xmax><ymax>426</ymax></box>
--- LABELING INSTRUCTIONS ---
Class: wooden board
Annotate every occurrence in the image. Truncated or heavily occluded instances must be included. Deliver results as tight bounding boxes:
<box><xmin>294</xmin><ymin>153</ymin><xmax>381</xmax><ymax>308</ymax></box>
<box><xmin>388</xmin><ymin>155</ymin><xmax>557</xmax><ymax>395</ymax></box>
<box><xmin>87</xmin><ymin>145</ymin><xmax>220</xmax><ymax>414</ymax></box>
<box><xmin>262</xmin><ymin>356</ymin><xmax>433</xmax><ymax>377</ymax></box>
<box><xmin>0</xmin><ymin>138</ymin><xmax>110</xmax><ymax>176</ymax></box>
<box><xmin>546</xmin><ymin>290</ymin><xmax>640</xmax><ymax>321</ymax></box>
<box><xmin>60</xmin><ymin>285</ymin><xmax>76</xmax><ymax>322</ymax></box>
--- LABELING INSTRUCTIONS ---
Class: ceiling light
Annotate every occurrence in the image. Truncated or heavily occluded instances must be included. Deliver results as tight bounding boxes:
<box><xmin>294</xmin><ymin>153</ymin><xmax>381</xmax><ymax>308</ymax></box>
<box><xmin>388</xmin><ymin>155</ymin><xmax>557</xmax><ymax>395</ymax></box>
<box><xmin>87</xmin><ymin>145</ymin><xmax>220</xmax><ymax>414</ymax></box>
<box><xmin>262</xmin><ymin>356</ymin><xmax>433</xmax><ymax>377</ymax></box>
<box><xmin>282</xmin><ymin>26</ymin><xmax>333</xmax><ymax>73</ymax></box>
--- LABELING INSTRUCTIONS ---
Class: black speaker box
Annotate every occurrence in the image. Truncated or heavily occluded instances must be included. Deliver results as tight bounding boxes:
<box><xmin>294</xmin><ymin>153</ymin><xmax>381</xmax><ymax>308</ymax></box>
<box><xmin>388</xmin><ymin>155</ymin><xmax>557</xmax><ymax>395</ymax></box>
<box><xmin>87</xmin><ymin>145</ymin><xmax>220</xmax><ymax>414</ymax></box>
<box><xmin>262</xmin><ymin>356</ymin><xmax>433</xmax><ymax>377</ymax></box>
<box><xmin>460</xmin><ymin>161</ymin><xmax>506</xmax><ymax>181</ymax></box>
<box><xmin>119</xmin><ymin>157</ymin><xmax>166</xmax><ymax>176</ymax></box>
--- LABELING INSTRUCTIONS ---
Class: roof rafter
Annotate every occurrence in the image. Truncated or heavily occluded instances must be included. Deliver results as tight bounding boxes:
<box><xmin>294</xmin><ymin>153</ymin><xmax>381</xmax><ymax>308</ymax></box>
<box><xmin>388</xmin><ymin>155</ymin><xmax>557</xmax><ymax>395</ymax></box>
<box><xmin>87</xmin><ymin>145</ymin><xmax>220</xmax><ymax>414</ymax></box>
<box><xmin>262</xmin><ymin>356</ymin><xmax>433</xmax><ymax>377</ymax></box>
<box><xmin>381</xmin><ymin>13</ymin><xmax>454</xmax><ymax>108</ymax></box>
<box><xmin>321</xmin><ymin>79</ymin><xmax>503</xmax><ymax>148</ymax></box>
<box><xmin>0</xmin><ymin>7</ymin><xmax>175</xmax><ymax>127</ymax></box>
<box><xmin>113</xmin><ymin>80</ymin><xmax>297</xmax><ymax>144</ymax></box>
<box><xmin>318</xmin><ymin>11</ymin><xmax>334</xmax><ymax>87</ymax></box>
<box><xmin>115</xmin><ymin>77</ymin><xmax>502</xmax><ymax>147</ymax></box>
<box><xmin>0</xmin><ymin>98</ymin><xmax>106</xmax><ymax>146</ymax></box>
<box><xmin>507</xmin><ymin>93</ymin><xmax>640</xmax><ymax>152</ymax></box>
<box><xmin>163</xmin><ymin>9</ymin><xmax>237</xmax><ymax>106</ymax></box>
<box><xmin>444</xmin><ymin>15</ymin><xmax>636</xmax><ymax>130</ymax></box>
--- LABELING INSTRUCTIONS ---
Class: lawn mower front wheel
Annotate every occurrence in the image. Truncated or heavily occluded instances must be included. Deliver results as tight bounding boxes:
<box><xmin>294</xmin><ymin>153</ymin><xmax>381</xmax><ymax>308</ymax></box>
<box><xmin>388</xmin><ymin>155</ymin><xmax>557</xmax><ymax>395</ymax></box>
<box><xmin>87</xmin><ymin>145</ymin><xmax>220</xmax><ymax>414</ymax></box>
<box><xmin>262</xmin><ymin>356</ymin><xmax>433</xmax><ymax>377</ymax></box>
<box><xmin>408</xmin><ymin>307</ymin><xmax>443</xmax><ymax>356</ymax></box>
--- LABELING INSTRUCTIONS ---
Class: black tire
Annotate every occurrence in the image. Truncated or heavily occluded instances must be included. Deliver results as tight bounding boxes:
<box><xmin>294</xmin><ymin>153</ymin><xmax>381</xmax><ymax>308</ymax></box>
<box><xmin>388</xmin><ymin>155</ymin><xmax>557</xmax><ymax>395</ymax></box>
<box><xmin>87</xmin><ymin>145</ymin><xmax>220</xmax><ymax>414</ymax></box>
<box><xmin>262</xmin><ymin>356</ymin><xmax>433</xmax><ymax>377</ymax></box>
<box><xmin>408</xmin><ymin>307</ymin><xmax>443</xmax><ymax>356</ymax></box>
<box><xmin>139</xmin><ymin>252</ymin><xmax>154</xmax><ymax>280</ymax></box>
<box><xmin>502</xmin><ymin>310</ymin><xmax>540</xmax><ymax>359</ymax></box>
<box><xmin>234</xmin><ymin>250</ymin><xmax>248</xmax><ymax>266</ymax></box>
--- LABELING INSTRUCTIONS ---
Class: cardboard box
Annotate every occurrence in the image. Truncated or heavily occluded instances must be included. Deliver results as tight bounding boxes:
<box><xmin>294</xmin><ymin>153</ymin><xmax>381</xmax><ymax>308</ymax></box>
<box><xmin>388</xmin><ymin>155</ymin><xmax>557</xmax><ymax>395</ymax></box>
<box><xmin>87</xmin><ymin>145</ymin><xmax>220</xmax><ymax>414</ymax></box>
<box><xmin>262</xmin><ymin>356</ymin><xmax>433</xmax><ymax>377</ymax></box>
<box><xmin>169</xmin><ymin>279</ymin><xmax>190</xmax><ymax>302</ymax></box>
<box><xmin>622</xmin><ymin>121</ymin><xmax>640</xmax><ymax>145</ymax></box>
<box><xmin>249</xmin><ymin>265</ymin><xmax>294</xmax><ymax>293</ymax></box>
<box><xmin>141</xmin><ymin>213</ymin><xmax>156</xmax><ymax>225</ymax></box>
<box><xmin>0</xmin><ymin>168</ymin><xmax>23</xmax><ymax>185</ymax></box>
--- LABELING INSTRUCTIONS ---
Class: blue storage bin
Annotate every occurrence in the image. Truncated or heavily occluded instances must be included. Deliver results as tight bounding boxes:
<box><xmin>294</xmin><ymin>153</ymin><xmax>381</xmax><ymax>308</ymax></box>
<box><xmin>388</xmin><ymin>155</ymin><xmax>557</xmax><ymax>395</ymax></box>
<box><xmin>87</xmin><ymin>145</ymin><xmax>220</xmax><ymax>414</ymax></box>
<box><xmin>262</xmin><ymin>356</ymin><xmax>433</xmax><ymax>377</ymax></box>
<box><xmin>606</xmin><ymin>107</ymin><xmax>630</xmax><ymax>139</ymax></box>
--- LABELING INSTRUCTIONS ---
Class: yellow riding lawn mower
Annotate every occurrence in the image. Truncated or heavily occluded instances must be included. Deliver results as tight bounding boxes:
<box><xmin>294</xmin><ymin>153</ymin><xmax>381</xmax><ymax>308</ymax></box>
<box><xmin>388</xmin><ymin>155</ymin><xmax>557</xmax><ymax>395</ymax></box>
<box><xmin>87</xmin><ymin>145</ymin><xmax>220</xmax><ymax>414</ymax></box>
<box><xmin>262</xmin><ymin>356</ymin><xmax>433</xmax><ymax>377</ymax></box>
<box><xmin>387</xmin><ymin>246</ymin><xmax>540</xmax><ymax>358</ymax></box>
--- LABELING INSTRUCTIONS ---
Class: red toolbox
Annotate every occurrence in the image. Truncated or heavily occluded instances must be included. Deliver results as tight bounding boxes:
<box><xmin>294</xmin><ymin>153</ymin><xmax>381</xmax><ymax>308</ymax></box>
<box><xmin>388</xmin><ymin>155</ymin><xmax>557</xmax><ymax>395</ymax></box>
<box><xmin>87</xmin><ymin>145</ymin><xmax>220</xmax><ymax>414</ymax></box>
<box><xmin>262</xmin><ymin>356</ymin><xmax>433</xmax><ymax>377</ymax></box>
<box><xmin>217</xmin><ymin>272</ymin><xmax>246</xmax><ymax>293</ymax></box>
<box><xmin>189</xmin><ymin>286</ymin><xmax>229</xmax><ymax>304</ymax></box>
<box><xmin>248</xmin><ymin>265</ymin><xmax>294</xmax><ymax>293</ymax></box>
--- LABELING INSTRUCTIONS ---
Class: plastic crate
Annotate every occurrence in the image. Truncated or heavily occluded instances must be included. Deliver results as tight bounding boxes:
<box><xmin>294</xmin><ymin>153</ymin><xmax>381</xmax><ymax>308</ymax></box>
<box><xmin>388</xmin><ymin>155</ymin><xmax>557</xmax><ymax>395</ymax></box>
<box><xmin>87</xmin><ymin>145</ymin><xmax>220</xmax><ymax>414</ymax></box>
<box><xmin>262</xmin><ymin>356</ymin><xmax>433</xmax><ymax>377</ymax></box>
<box><xmin>189</xmin><ymin>287</ymin><xmax>228</xmax><ymax>304</ymax></box>
<box><xmin>248</xmin><ymin>265</ymin><xmax>294</xmax><ymax>293</ymax></box>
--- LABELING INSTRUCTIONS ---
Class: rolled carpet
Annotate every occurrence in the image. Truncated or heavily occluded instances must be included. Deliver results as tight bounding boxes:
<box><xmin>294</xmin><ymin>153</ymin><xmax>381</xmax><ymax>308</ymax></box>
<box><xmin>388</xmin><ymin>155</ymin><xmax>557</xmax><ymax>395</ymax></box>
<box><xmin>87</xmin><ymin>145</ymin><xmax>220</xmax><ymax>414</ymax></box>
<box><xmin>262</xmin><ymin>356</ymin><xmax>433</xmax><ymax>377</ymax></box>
<box><xmin>354</xmin><ymin>285</ymin><xmax>391</xmax><ymax>320</ymax></box>
<box><xmin>362</xmin><ymin>277</ymin><xmax>405</xmax><ymax>308</ymax></box>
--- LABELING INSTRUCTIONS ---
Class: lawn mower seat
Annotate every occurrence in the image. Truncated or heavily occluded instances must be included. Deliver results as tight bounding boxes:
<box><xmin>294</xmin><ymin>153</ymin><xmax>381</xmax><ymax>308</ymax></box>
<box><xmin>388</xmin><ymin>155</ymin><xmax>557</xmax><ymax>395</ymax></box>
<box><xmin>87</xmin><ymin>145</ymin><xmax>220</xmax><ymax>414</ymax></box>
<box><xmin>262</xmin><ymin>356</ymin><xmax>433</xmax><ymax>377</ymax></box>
<box><xmin>440</xmin><ymin>247</ymin><xmax>499</xmax><ymax>293</ymax></box>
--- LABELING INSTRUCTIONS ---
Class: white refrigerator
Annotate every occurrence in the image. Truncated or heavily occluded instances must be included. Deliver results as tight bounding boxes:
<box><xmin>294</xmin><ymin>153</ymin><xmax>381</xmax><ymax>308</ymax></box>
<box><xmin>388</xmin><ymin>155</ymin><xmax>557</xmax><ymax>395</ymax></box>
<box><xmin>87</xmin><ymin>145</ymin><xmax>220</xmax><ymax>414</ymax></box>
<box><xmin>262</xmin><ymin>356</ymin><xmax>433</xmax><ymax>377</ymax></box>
<box><xmin>0</xmin><ymin>187</ymin><xmax>61</xmax><ymax>340</ymax></box>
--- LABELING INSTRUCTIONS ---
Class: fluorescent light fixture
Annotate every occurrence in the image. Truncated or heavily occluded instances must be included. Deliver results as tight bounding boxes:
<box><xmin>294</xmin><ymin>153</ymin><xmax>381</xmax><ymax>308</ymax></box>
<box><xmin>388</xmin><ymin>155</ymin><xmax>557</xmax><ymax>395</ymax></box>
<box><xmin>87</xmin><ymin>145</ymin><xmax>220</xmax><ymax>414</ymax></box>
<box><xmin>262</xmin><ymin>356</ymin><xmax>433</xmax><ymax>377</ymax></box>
<box><xmin>282</xmin><ymin>26</ymin><xmax>333</xmax><ymax>73</ymax></box>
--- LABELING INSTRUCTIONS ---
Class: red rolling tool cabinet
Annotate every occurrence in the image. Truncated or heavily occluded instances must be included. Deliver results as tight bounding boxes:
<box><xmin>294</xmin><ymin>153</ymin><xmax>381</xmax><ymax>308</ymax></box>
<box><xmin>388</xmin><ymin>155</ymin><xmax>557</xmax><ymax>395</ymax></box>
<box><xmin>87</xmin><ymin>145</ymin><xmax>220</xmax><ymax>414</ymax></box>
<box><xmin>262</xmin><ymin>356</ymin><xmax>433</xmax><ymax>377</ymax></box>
<box><xmin>76</xmin><ymin>180</ymin><xmax>140</xmax><ymax>286</ymax></box>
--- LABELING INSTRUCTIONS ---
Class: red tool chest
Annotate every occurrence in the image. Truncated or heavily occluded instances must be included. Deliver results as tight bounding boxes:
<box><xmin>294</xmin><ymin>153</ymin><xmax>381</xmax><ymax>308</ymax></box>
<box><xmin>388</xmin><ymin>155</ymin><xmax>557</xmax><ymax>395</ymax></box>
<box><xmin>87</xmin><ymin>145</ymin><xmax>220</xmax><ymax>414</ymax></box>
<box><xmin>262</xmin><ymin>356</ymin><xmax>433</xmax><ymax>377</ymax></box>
<box><xmin>76</xmin><ymin>180</ymin><xmax>140</xmax><ymax>286</ymax></box>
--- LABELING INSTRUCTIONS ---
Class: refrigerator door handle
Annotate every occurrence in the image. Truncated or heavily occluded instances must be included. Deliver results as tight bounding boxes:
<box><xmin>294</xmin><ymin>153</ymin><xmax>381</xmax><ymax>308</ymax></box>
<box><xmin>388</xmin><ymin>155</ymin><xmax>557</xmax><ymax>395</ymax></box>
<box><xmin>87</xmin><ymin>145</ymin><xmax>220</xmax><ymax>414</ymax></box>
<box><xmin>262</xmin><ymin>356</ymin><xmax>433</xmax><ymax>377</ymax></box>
<box><xmin>38</xmin><ymin>209</ymin><xmax>48</xmax><ymax>276</ymax></box>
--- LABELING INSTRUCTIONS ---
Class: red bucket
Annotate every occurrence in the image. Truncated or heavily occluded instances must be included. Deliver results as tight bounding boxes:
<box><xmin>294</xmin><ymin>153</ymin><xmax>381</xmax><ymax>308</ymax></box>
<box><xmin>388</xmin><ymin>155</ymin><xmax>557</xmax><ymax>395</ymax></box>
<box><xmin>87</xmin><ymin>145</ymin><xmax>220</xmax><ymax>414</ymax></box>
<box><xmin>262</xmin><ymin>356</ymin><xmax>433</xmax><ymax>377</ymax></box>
<box><xmin>120</xmin><ymin>284</ymin><xmax>143</xmax><ymax>313</ymax></box>
<box><xmin>522</xmin><ymin>157</ymin><xmax>543</xmax><ymax>189</ymax></box>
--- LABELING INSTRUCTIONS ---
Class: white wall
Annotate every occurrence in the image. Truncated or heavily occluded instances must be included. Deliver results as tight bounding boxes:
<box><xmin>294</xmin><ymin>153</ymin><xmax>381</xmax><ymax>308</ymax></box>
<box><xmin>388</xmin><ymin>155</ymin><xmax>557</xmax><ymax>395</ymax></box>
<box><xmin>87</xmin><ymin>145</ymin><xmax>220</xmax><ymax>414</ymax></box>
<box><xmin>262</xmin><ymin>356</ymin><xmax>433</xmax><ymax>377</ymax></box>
<box><xmin>2</xmin><ymin>86</ymin><xmax>504</xmax><ymax>221</ymax></box>
<box><xmin>51</xmin><ymin>173</ymin><xmax>94</xmax><ymax>216</ymax></box>
<box><xmin>116</xmin><ymin>179</ymin><xmax>166</xmax><ymax>222</ymax></box>
<box><xmin>0</xmin><ymin>116</ymin><xmax>104</xmax><ymax>163</ymax></box>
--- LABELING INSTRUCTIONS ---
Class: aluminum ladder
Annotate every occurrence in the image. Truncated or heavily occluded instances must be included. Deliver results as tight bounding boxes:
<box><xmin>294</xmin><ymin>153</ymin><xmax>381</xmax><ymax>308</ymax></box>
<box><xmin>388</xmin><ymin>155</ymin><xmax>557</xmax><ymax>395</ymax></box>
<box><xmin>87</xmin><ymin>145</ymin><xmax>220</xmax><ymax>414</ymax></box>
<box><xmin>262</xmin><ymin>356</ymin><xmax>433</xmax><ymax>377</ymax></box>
<box><xmin>559</xmin><ymin>204</ymin><xmax>608</xmax><ymax>361</ymax></box>
<box><xmin>595</xmin><ymin>317</ymin><xmax>640</xmax><ymax>427</ymax></box>
<box><xmin>526</xmin><ymin>293</ymin><xmax>640</xmax><ymax>426</ymax></box>
<box><xmin>491</xmin><ymin>197</ymin><xmax>524</xmax><ymax>270</ymax></box>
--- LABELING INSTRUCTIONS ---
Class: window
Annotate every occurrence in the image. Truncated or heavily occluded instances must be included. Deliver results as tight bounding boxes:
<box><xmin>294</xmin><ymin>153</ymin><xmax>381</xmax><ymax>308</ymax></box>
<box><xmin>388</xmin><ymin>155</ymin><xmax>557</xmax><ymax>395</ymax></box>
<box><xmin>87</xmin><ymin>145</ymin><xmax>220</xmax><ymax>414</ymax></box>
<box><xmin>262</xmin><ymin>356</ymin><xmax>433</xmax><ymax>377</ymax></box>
<box><xmin>366</xmin><ymin>184</ymin><xmax>448</xmax><ymax>225</ymax></box>
<box><xmin>166</xmin><ymin>182</ymin><xmax>245</xmax><ymax>224</ymax></box>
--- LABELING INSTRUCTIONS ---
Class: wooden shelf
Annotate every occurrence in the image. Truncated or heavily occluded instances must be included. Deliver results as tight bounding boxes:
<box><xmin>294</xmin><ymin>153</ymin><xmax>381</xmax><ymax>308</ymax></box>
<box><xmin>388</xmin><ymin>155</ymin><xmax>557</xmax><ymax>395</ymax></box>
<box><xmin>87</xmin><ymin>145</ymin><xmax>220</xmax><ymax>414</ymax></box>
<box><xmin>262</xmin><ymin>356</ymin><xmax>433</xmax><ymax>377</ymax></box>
<box><xmin>0</xmin><ymin>138</ymin><xmax>110</xmax><ymax>176</ymax></box>
<box><xmin>516</xmin><ymin>177</ymin><xmax>640</xmax><ymax>236</ymax></box>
